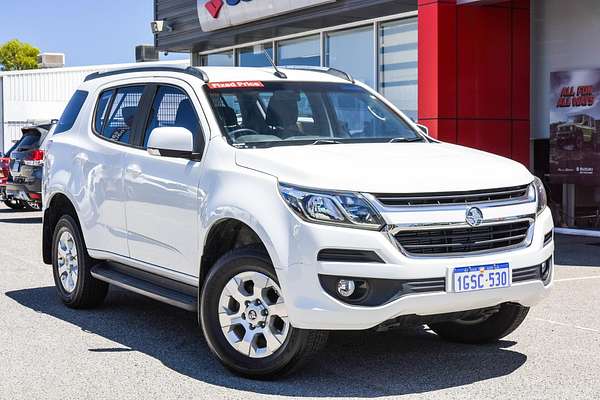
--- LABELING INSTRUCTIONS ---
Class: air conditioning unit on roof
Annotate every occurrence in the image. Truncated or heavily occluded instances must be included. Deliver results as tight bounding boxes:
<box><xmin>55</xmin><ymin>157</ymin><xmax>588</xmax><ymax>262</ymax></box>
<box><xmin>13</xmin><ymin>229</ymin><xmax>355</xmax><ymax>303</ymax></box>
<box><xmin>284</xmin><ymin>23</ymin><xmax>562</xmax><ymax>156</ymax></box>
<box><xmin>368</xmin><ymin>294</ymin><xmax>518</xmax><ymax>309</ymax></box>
<box><xmin>37</xmin><ymin>53</ymin><xmax>65</xmax><ymax>69</ymax></box>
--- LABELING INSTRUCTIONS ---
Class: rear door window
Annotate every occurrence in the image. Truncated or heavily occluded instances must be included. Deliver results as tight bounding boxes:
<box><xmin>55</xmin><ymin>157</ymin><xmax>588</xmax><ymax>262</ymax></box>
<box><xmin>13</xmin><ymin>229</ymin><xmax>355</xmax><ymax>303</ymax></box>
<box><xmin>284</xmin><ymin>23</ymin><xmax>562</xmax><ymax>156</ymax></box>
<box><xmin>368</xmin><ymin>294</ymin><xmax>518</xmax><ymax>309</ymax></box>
<box><xmin>54</xmin><ymin>90</ymin><xmax>88</xmax><ymax>134</ymax></box>
<box><xmin>97</xmin><ymin>86</ymin><xmax>145</xmax><ymax>145</ymax></box>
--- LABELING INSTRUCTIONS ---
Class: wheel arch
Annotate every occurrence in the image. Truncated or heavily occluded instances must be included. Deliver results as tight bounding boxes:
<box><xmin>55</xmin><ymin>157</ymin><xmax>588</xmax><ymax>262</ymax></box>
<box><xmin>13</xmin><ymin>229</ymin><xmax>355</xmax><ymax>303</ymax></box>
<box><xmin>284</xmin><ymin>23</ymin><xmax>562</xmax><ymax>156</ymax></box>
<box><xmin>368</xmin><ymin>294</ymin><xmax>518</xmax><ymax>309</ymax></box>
<box><xmin>42</xmin><ymin>192</ymin><xmax>83</xmax><ymax>265</ymax></box>
<box><xmin>199</xmin><ymin>216</ymin><xmax>280</xmax><ymax>289</ymax></box>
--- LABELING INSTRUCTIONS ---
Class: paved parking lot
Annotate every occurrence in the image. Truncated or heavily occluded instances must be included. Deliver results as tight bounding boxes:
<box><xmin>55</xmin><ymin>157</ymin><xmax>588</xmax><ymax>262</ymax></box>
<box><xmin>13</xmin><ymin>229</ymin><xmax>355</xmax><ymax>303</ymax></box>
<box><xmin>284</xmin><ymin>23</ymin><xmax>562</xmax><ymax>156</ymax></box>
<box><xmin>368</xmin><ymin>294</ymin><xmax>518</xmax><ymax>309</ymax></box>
<box><xmin>1</xmin><ymin>204</ymin><xmax>599</xmax><ymax>400</ymax></box>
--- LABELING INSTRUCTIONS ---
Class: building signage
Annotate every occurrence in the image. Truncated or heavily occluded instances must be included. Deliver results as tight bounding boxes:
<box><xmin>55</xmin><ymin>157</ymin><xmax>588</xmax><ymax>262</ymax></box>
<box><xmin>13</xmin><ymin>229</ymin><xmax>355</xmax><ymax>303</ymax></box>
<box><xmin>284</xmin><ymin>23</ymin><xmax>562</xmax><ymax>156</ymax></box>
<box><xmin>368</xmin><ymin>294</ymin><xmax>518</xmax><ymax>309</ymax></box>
<box><xmin>198</xmin><ymin>0</ymin><xmax>336</xmax><ymax>32</ymax></box>
<box><xmin>549</xmin><ymin>69</ymin><xmax>600</xmax><ymax>184</ymax></box>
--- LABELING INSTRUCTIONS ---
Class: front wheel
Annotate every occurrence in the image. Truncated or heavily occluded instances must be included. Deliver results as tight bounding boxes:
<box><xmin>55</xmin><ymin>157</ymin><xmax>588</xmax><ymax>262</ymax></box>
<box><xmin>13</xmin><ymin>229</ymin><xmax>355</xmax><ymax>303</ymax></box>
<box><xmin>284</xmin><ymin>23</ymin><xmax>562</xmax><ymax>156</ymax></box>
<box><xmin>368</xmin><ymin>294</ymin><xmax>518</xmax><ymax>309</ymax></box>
<box><xmin>200</xmin><ymin>247</ymin><xmax>328</xmax><ymax>379</ymax></box>
<box><xmin>428</xmin><ymin>303</ymin><xmax>529</xmax><ymax>344</ymax></box>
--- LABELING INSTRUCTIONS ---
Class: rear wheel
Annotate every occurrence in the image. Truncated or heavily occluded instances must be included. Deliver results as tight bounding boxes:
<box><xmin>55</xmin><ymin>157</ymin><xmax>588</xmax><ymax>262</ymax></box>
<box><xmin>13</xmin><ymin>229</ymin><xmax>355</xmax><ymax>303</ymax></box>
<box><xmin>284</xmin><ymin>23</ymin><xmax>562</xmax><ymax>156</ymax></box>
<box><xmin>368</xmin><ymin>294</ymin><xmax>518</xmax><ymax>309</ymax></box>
<box><xmin>428</xmin><ymin>303</ymin><xmax>529</xmax><ymax>344</ymax></box>
<box><xmin>200</xmin><ymin>247</ymin><xmax>328</xmax><ymax>379</ymax></box>
<box><xmin>52</xmin><ymin>215</ymin><xmax>108</xmax><ymax>308</ymax></box>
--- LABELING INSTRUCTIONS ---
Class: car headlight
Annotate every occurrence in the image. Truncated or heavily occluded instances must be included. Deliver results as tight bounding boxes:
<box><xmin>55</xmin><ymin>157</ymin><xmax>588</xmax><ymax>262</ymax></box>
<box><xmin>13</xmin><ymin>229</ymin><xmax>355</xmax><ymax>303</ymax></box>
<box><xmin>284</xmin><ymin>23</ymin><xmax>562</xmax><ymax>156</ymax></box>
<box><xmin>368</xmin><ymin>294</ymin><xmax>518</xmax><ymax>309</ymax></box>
<box><xmin>279</xmin><ymin>183</ymin><xmax>384</xmax><ymax>230</ymax></box>
<box><xmin>529</xmin><ymin>177</ymin><xmax>547</xmax><ymax>215</ymax></box>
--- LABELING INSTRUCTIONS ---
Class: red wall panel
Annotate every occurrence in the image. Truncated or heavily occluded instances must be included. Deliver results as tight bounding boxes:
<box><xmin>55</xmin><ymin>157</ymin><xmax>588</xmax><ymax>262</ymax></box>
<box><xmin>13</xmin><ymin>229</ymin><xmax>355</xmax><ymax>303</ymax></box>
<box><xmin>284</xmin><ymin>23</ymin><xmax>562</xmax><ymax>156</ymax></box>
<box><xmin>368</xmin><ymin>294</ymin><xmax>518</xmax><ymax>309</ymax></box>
<box><xmin>458</xmin><ymin>120</ymin><xmax>512</xmax><ymax>158</ymax></box>
<box><xmin>457</xmin><ymin>5</ymin><xmax>511</xmax><ymax>119</ymax></box>
<box><xmin>512</xmin><ymin>120</ymin><xmax>530</xmax><ymax>166</ymax></box>
<box><xmin>418</xmin><ymin>1</ymin><xmax>457</xmax><ymax>120</ymax></box>
<box><xmin>420</xmin><ymin>119</ymin><xmax>458</xmax><ymax>143</ymax></box>
<box><xmin>418</xmin><ymin>0</ymin><xmax>531</xmax><ymax>167</ymax></box>
<box><xmin>511</xmin><ymin>7</ymin><xmax>530</xmax><ymax>121</ymax></box>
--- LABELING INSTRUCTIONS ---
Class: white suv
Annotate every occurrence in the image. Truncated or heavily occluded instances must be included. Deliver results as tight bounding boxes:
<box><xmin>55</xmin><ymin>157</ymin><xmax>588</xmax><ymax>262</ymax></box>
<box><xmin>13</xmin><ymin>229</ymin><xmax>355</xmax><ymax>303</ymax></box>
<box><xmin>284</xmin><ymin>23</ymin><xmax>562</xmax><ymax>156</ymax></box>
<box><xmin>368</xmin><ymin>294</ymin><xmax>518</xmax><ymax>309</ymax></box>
<box><xmin>42</xmin><ymin>65</ymin><xmax>554</xmax><ymax>379</ymax></box>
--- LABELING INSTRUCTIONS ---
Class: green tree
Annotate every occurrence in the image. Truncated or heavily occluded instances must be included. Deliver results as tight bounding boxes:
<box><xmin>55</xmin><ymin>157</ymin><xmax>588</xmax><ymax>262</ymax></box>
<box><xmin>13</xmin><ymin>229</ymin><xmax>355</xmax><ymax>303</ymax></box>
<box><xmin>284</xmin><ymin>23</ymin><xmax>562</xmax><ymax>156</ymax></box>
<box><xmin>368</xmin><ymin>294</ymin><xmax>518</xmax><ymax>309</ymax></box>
<box><xmin>0</xmin><ymin>39</ymin><xmax>40</xmax><ymax>71</ymax></box>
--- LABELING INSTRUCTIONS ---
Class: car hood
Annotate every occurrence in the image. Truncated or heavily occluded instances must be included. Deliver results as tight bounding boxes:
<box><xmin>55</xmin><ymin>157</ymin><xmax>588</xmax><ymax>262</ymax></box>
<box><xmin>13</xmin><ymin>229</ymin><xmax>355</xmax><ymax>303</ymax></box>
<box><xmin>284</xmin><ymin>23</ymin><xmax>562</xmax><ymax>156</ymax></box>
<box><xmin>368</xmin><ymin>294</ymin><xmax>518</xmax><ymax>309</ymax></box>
<box><xmin>235</xmin><ymin>143</ymin><xmax>533</xmax><ymax>193</ymax></box>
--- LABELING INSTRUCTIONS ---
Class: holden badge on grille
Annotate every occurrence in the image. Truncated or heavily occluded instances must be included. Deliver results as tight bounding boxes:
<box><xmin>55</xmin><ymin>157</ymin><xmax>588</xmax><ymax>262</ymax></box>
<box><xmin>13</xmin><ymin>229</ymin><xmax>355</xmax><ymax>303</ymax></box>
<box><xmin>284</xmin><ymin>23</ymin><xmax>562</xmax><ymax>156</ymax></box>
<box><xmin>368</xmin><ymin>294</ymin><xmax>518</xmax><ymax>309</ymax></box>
<box><xmin>465</xmin><ymin>207</ymin><xmax>484</xmax><ymax>227</ymax></box>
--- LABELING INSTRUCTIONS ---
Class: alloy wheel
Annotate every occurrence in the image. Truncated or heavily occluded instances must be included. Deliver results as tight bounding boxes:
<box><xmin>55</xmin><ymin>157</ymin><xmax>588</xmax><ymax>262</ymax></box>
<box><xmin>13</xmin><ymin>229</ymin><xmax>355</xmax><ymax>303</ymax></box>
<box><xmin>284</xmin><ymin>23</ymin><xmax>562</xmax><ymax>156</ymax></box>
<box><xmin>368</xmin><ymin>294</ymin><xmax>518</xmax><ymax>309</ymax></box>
<box><xmin>56</xmin><ymin>230</ymin><xmax>79</xmax><ymax>293</ymax></box>
<box><xmin>218</xmin><ymin>271</ymin><xmax>290</xmax><ymax>358</ymax></box>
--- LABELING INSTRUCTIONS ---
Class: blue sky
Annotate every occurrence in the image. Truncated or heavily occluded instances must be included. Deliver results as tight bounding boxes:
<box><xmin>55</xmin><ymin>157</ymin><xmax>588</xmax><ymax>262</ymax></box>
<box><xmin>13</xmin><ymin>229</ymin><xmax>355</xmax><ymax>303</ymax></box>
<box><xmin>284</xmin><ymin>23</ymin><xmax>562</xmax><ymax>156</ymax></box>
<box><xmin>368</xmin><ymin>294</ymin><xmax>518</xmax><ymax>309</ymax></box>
<box><xmin>0</xmin><ymin>0</ymin><xmax>188</xmax><ymax>67</ymax></box>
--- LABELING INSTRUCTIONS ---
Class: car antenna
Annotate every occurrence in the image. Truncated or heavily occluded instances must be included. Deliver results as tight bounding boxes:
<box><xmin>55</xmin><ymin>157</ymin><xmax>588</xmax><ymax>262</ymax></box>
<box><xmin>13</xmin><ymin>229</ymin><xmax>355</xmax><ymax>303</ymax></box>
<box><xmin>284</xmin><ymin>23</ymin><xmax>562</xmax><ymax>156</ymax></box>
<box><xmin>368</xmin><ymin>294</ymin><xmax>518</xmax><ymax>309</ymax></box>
<box><xmin>264</xmin><ymin>50</ymin><xmax>287</xmax><ymax>79</ymax></box>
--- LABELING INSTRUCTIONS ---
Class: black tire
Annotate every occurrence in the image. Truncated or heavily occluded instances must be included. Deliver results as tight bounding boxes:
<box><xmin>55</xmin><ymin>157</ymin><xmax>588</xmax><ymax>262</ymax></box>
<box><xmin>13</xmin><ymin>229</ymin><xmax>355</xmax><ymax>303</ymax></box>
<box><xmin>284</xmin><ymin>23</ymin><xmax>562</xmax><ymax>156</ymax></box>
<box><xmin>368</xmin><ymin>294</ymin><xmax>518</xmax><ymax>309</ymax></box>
<box><xmin>429</xmin><ymin>303</ymin><xmax>529</xmax><ymax>344</ymax></box>
<box><xmin>52</xmin><ymin>215</ymin><xmax>108</xmax><ymax>309</ymax></box>
<box><xmin>3</xmin><ymin>199</ymin><xmax>26</xmax><ymax>210</ymax></box>
<box><xmin>200</xmin><ymin>247</ymin><xmax>328</xmax><ymax>379</ymax></box>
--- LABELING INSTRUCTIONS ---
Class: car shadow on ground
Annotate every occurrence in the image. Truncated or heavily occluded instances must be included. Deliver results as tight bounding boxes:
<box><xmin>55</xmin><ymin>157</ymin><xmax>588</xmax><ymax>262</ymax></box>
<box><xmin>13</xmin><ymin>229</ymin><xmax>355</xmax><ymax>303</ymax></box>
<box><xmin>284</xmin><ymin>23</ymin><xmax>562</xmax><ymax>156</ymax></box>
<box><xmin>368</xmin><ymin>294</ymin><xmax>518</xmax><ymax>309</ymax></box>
<box><xmin>6</xmin><ymin>286</ymin><xmax>526</xmax><ymax>397</ymax></box>
<box><xmin>555</xmin><ymin>234</ymin><xmax>600</xmax><ymax>267</ymax></box>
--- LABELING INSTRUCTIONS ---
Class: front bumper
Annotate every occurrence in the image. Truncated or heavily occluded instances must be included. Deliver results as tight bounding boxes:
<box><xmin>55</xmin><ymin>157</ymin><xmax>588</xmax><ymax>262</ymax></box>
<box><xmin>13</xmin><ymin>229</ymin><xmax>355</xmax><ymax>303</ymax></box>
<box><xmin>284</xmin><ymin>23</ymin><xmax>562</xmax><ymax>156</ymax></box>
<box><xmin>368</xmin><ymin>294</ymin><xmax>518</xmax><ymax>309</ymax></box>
<box><xmin>277</xmin><ymin>208</ymin><xmax>554</xmax><ymax>330</ymax></box>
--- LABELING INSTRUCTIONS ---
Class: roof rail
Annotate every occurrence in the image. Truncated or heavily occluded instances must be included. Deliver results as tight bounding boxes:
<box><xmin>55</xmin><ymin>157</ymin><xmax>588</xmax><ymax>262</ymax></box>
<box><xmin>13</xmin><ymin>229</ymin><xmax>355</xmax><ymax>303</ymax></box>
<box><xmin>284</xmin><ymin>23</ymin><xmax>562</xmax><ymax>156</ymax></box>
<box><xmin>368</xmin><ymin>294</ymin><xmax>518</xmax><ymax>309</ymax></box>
<box><xmin>84</xmin><ymin>65</ymin><xmax>209</xmax><ymax>83</ymax></box>
<box><xmin>280</xmin><ymin>66</ymin><xmax>354</xmax><ymax>83</ymax></box>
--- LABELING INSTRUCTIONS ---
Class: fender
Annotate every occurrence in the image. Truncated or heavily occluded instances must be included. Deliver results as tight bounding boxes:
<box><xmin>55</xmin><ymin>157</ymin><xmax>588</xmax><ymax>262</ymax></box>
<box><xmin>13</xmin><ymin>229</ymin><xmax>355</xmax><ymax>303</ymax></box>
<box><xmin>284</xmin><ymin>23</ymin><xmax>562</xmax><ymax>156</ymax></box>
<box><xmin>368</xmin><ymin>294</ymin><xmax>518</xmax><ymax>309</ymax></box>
<box><xmin>202</xmin><ymin>208</ymin><xmax>282</xmax><ymax>269</ymax></box>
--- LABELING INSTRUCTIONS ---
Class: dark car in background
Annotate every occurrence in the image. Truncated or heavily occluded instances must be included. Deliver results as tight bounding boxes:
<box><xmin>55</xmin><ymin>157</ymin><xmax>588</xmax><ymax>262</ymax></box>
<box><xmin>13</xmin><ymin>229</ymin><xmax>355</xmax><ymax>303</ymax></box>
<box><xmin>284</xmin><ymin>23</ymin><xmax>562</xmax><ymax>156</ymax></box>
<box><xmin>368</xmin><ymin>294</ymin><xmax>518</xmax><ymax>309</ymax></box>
<box><xmin>1</xmin><ymin>122</ymin><xmax>55</xmax><ymax>210</ymax></box>
<box><xmin>0</xmin><ymin>137</ymin><xmax>27</xmax><ymax>209</ymax></box>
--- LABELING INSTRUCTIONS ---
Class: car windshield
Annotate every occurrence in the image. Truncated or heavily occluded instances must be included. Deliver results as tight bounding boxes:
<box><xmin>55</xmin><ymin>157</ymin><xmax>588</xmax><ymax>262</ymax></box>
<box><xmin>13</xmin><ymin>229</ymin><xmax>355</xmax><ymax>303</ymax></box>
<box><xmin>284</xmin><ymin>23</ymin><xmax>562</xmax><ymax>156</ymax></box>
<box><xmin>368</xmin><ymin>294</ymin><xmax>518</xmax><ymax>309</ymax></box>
<box><xmin>207</xmin><ymin>81</ymin><xmax>424</xmax><ymax>148</ymax></box>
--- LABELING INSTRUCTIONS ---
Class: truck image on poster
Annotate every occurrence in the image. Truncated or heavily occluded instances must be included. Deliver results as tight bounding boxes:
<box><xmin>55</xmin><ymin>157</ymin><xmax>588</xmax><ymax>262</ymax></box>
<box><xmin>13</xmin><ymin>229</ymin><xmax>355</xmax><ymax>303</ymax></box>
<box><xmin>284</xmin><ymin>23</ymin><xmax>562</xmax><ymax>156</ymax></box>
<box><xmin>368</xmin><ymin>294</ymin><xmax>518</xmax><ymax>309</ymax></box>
<box><xmin>549</xmin><ymin>69</ymin><xmax>600</xmax><ymax>183</ymax></box>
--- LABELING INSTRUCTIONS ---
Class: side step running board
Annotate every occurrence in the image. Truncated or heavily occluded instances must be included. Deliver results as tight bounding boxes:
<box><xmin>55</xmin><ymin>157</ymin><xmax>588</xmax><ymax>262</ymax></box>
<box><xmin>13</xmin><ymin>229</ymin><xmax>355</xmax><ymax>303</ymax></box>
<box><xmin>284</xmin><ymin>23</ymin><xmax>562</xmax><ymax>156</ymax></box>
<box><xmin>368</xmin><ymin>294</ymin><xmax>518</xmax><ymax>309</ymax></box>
<box><xmin>91</xmin><ymin>263</ymin><xmax>197</xmax><ymax>312</ymax></box>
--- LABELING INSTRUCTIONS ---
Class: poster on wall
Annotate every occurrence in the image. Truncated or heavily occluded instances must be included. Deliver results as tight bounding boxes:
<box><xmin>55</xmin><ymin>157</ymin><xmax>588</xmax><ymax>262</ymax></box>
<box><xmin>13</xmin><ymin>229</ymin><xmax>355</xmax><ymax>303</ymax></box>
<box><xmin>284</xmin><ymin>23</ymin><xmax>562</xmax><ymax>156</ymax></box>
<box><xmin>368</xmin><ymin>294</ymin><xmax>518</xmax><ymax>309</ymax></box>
<box><xmin>549</xmin><ymin>69</ymin><xmax>600</xmax><ymax>184</ymax></box>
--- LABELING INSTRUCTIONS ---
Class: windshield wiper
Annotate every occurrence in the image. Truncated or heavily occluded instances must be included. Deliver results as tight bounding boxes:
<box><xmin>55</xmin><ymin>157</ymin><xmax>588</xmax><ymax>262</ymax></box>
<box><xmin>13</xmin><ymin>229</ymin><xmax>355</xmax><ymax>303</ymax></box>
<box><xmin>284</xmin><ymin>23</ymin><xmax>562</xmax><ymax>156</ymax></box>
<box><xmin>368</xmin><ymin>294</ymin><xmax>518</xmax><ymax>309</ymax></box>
<box><xmin>388</xmin><ymin>137</ymin><xmax>425</xmax><ymax>143</ymax></box>
<box><xmin>312</xmin><ymin>139</ymin><xmax>343</xmax><ymax>145</ymax></box>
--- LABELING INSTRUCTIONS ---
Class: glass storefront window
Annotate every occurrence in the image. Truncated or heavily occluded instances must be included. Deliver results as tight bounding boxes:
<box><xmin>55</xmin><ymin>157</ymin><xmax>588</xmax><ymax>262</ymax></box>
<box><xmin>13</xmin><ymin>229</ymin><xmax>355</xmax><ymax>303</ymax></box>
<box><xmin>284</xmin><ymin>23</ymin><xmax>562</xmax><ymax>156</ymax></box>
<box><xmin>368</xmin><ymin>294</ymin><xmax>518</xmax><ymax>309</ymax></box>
<box><xmin>238</xmin><ymin>43</ymin><xmax>273</xmax><ymax>67</ymax></box>
<box><xmin>379</xmin><ymin>18</ymin><xmax>418</xmax><ymax>120</ymax></box>
<box><xmin>277</xmin><ymin>35</ymin><xmax>320</xmax><ymax>66</ymax></box>
<box><xmin>202</xmin><ymin>51</ymin><xmax>234</xmax><ymax>66</ymax></box>
<box><xmin>326</xmin><ymin>26</ymin><xmax>374</xmax><ymax>88</ymax></box>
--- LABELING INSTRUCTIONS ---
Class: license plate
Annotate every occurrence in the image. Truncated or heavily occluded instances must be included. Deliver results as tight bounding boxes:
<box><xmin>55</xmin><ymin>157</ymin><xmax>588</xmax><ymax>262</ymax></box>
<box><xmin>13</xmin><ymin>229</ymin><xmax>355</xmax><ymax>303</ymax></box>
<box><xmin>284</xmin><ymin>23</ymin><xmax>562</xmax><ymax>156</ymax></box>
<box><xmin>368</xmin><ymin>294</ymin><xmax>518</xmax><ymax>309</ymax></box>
<box><xmin>451</xmin><ymin>263</ymin><xmax>511</xmax><ymax>293</ymax></box>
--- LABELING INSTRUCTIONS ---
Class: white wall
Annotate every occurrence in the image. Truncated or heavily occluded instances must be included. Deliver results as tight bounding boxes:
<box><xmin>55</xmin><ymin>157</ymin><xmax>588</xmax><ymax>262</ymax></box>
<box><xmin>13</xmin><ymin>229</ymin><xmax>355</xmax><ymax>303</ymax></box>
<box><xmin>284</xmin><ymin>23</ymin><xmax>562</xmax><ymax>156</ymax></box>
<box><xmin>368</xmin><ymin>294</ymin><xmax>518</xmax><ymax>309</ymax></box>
<box><xmin>532</xmin><ymin>0</ymin><xmax>600</xmax><ymax>140</ymax></box>
<box><xmin>0</xmin><ymin>60</ymin><xmax>189</xmax><ymax>152</ymax></box>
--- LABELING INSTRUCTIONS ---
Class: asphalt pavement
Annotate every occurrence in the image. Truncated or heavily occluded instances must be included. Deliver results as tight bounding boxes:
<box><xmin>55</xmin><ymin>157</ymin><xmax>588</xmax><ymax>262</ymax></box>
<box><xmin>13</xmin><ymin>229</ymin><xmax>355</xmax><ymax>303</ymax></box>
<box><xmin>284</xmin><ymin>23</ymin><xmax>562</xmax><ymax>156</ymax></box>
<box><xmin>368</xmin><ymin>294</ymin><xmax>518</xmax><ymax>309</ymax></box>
<box><xmin>1</xmin><ymin>204</ymin><xmax>599</xmax><ymax>399</ymax></box>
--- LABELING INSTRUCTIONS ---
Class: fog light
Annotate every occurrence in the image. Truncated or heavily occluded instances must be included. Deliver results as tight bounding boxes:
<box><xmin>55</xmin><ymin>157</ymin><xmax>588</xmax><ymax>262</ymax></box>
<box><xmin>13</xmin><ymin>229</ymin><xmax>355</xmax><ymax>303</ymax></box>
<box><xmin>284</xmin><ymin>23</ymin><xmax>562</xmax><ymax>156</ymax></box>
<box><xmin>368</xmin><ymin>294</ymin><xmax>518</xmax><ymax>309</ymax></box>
<box><xmin>541</xmin><ymin>257</ymin><xmax>552</xmax><ymax>282</ymax></box>
<box><xmin>337</xmin><ymin>279</ymin><xmax>356</xmax><ymax>298</ymax></box>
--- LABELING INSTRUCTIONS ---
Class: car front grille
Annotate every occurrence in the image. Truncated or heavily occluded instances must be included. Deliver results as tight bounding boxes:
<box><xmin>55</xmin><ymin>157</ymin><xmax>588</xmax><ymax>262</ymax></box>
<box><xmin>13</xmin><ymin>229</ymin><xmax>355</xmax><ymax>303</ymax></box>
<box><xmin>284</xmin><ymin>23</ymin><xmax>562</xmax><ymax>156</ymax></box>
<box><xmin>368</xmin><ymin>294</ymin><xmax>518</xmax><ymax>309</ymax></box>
<box><xmin>374</xmin><ymin>185</ymin><xmax>530</xmax><ymax>207</ymax></box>
<box><xmin>393</xmin><ymin>218</ymin><xmax>533</xmax><ymax>256</ymax></box>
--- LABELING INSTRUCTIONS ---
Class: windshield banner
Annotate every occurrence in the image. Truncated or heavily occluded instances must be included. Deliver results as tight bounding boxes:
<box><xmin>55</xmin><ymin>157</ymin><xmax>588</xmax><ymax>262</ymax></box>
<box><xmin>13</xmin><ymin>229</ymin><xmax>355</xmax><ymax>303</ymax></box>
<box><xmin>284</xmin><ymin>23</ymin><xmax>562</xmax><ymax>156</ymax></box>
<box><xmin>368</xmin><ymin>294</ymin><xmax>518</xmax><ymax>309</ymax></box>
<box><xmin>207</xmin><ymin>81</ymin><xmax>264</xmax><ymax>89</ymax></box>
<box><xmin>198</xmin><ymin>0</ymin><xmax>336</xmax><ymax>32</ymax></box>
<box><xmin>549</xmin><ymin>68</ymin><xmax>600</xmax><ymax>184</ymax></box>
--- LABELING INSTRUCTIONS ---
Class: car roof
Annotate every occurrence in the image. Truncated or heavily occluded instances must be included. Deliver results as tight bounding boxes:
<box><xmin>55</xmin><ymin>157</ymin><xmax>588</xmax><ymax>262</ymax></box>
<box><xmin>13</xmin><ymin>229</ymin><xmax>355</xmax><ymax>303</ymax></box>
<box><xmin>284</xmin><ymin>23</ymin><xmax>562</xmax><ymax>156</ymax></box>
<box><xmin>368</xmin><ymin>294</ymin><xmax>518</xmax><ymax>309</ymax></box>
<box><xmin>201</xmin><ymin>66</ymin><xmax>352</xmax><ymax>84</ymax></box>
<box><xmin>81</xmin><ymin>64</ymin><xmax>353</xmax><ymax>89</ymax></box>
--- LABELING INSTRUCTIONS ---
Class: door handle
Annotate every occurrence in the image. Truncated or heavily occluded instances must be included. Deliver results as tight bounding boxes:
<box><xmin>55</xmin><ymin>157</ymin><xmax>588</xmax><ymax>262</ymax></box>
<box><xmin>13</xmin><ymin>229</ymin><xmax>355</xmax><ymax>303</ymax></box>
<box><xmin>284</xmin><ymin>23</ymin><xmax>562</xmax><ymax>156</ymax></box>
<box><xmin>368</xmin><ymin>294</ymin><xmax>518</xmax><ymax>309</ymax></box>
<box><xmin>125</xmin><ymin>165</ymin><xmax>142</xmax><ymax>178</ymax></box>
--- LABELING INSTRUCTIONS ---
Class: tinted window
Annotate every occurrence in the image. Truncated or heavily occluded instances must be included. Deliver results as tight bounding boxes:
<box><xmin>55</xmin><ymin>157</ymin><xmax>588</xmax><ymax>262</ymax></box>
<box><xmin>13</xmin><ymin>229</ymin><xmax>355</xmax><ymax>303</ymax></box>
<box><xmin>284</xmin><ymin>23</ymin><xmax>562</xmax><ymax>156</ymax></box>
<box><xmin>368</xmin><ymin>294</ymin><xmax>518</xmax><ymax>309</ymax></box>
<box><xmin>94</xmin><ymin>90</ymin><xmax>114</xmax><ymax>133</ymax></box>
<box><xmin>143</xmin><ymin>86</ymin><xmax>200</xmax><ymax>148</ymax></box>
<box><xmin>101</xmin><ymin>86</ymin><xmax>144</xmax><ymax>144</ymax></box>
<box><xmin>54</xmin><ymin>90</ymin><xmax>88</xmax><ymax>134</ymax></box>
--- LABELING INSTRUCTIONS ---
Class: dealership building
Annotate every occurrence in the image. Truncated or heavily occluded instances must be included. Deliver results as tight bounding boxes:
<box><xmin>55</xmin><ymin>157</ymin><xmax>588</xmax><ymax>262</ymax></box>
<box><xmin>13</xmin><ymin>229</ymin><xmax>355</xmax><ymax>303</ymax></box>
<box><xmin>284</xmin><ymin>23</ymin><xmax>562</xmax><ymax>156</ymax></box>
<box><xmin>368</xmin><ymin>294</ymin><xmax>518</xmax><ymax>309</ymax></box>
<box><xmin>152</xmin><ymin>0</ymin><xmax>600</xmax><ymax>233</ymax></box>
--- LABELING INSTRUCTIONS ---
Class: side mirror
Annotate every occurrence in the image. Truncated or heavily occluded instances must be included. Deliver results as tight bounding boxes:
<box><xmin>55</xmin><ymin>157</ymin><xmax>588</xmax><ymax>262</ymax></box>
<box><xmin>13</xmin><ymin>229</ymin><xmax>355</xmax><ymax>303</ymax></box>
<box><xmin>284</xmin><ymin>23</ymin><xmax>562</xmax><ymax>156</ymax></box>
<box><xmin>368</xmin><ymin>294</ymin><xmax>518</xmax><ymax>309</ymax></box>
<box><xmin>147</xmin><ymin>127</ymin><xmax>195</xmax><ymax>159</ymax></box>
<box><xmin>416</xmin><ymin>123</ymin><xmax>429</xmax><ymax>136</ymax></box>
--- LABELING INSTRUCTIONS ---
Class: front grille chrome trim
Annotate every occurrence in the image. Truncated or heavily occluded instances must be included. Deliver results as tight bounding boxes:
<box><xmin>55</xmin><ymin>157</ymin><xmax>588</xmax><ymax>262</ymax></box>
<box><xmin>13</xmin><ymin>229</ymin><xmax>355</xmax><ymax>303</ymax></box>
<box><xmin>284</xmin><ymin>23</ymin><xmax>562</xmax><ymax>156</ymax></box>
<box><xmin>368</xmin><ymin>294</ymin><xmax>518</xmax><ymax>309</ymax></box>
<box><xmin>387</xmin><ymin>215</ymin><xmax>535</xmax><ymax>235</ymax></box>
<box><xmin>386</xmin><ymin>215</ymin><xmax>535</xmax><ymax>258</ymax></box>
<box><xmin>372</xmin><ymin>185</ymin><xmax>531</xmax><ymax>208</ymax></box>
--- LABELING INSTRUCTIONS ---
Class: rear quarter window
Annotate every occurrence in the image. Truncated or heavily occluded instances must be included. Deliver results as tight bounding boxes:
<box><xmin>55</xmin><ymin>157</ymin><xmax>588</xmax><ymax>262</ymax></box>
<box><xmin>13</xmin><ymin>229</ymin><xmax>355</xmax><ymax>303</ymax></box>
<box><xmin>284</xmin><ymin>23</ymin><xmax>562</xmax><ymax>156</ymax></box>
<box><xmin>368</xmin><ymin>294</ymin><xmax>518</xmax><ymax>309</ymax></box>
<box><xmin>54</xmin><ymin>90</ymin><xmax>89</xmax><ymax>134</ymax></box>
